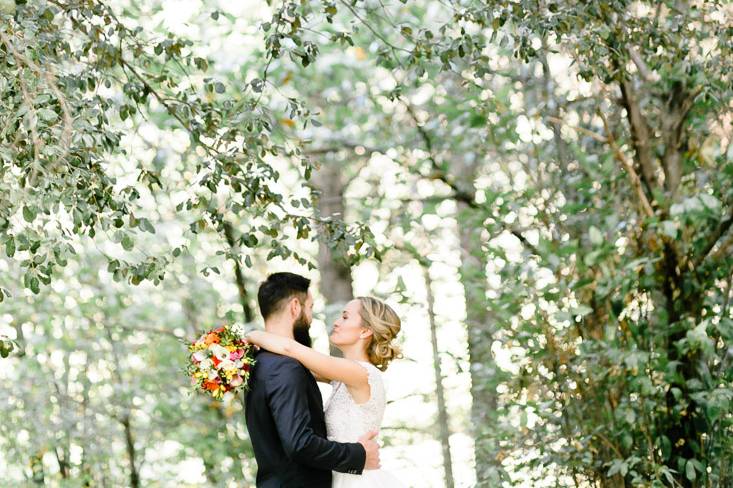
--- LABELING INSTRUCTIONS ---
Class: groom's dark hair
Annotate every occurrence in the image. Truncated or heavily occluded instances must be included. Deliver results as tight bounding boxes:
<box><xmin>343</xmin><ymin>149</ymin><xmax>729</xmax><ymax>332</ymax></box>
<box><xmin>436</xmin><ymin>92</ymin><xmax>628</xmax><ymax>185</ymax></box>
<box><xmin>257</xmin><ymin>272</ymin><xmax>311</xmax><ymax>320</ymax></box>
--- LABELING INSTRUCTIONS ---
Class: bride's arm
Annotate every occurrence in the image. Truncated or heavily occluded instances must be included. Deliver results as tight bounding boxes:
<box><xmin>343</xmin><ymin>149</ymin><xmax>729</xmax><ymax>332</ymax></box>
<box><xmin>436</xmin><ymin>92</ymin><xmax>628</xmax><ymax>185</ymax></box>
<box><xmin>312</xmin><ymin>372</ymin><xmax>331</xmax><ymax>383</ymax></box>
<box><xmin>246</xmin><ymin>331</ymin><xmax>368</xmax><ymax>389</ymax></box>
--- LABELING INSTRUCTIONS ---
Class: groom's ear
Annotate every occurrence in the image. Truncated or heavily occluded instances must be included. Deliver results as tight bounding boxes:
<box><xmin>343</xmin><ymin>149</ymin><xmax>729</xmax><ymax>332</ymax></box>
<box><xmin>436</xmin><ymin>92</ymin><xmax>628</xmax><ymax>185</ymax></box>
<box><xmin>289</xmin><ymin>296</ymin><xmax>301</xmax><ymax>317</ymax></box>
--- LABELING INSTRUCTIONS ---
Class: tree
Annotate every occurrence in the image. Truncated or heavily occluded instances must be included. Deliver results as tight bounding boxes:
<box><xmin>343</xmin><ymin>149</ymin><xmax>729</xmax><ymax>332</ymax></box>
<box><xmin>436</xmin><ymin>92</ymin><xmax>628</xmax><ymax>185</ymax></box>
<box><xmin>0</xmin><ymin>0</ymin><xmax>375</xmax><ymax>298</ymax></box>
<box><xmin>266</xmin><ymin>0</ymin><xmax>733</xmax><ymax>484</ymax></box>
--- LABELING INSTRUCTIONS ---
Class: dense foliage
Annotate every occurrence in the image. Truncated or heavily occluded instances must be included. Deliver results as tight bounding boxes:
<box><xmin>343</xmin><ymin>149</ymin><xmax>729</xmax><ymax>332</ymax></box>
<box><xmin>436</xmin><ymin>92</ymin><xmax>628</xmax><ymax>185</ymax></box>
<box><xmin>0</xmin><ymin>0</ymin><xmax>377</xmax><ymax>298</ymax></box>
<box><xmin>1</xmin><ymin>0</ymin><xmax>731</xmax><ymax>486</ymax></box>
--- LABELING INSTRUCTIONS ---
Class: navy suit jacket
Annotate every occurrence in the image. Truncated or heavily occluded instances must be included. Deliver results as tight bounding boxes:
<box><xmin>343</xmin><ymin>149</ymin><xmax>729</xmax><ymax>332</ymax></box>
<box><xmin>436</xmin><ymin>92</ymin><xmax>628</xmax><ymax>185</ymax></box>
<box><xmin>245</xmin><ymin>350</ymin><xmax>366</xmax><ymax>487</ymax></box>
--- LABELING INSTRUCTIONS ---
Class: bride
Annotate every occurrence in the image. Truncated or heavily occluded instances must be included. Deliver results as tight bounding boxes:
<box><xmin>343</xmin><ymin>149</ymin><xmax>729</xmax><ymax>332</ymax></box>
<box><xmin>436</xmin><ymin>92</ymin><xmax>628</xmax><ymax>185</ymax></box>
<box><xmin>247</xmin><ymin>296</ymin><xmax>406</xmax><ymax>487</ymax></box>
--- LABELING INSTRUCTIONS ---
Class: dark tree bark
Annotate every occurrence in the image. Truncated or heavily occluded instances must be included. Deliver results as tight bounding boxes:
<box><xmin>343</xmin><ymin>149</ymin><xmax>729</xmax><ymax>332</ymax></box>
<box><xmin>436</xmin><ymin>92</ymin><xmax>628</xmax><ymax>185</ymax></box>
<box><xmin>311</xmin><ymin>160</ymin><xmax>354</xmax><ymax>355</ymax></box>
<box><xmin>121</xmin><ymin>414</ymin><xmax>140</xmax><ymax>488</ymax></box>
<box><xmin>223</xmin><ymin>220</ymin><xmax>255</xmax><ymax>323</ymax></box>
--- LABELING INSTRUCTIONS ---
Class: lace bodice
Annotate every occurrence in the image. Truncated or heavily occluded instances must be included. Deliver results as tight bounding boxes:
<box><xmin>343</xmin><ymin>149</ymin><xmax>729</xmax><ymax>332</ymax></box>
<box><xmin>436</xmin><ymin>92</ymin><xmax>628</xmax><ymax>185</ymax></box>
<box><xmin>324</xmin><ymin>361</ymin><xmax>385</xmax><ymax>443</ymax></box>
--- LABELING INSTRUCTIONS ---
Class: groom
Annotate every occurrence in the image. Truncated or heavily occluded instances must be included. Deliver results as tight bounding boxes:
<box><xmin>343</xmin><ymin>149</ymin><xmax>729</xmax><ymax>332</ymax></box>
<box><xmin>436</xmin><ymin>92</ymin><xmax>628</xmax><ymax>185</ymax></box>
<box><xmin>246</xmin><ymin>272</ymin><xmax>380</xmax><ymax>487</ymax></box>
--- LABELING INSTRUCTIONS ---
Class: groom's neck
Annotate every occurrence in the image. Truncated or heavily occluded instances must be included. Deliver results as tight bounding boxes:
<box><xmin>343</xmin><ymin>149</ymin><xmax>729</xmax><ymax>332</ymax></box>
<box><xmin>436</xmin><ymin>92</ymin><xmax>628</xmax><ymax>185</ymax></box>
<box><xmin>264</xmin><ymin>317</ymin><xmax>294</xmax><ymax>340</ymax></box>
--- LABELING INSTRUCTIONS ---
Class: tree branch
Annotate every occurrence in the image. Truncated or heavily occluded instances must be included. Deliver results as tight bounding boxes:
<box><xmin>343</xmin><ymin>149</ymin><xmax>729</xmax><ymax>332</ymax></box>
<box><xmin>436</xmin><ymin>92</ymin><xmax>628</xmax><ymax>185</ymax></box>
<box><xmin>402</xmin><ymin>102</ymin><xmax>481</xmax><ymax>206</ymax></box>
<box><xmin>337</xmin><ymin>0</ymin><xmax>410</xmax><ymax>65</ymax></box>
<box><xmin>302</xmin><ymin>143</ymin><xmax>387</xmax><ymax>156</ymax></box>
<box><xmin>598</xmin><ymin>111</ymin><xmax>654</xmax><ymax>218</ymax></box>
<box><xmin>223</xmin><ymin>220</ymin><xmax>255</xmax><ymax>323</ymax></box>
<box><xmin>545</xmin><ymin>116</ymin><xmax>608</xmax><ymax>143</ymax></box>
<box><xmin>618</xmin><ymin>79</ymin><xmax>662</xmax><ymax>193</ymax></box>
<box><xmin>402</xmin><ymin>100</ymin><xmax>542</xmax><ymax>257</ymax></box>
<box><xmin>627</xmin><ymin>47</ymin><xmax>656</xmax><ymax>83</ymax></box>
<box><xmin>660</xmin><ymin>84</ymin><xmax>701</xmax><ymax>196</ymax></box>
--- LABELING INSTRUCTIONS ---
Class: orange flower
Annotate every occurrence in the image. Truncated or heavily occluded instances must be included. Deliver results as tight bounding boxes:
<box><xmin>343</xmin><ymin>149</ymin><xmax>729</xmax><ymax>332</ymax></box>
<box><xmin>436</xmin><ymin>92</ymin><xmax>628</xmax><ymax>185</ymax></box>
<box><xmin>203</xmin><ymin>380</ymin><xmax>219</xmax><ymax>391</ymax></box>
<box><xmin>204</xmin><ymin>333</ymin><xmax>220</xmax><ymax>345</ymax></box>
<box><xmin>212</xmin><ymin>356</ymin><xmax>221</xmax><ymax>367</ymax></box>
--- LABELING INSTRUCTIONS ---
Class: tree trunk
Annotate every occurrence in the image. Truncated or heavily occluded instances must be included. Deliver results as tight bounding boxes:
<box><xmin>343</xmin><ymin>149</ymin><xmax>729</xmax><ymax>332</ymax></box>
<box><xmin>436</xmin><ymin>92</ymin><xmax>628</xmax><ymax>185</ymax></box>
<box><xmin>104</xmin><ymin>325</ymin><xmax>140</xmax><ymax>488</ymax></box>
<box><xmin>457</xmin><ymin>201</ymin><xmax>500</xmax><ymax>485</ymax></box>
<box><xmin>422</xmin><ymin>264</ymin><xmax>455</xmax><ymax>488</ymax></box>
<box><xmin>311</xmin><ymin>161</ymin><xmax>354</xmax><ymax>355</ymax></box>
<box><xmin>55</xmin><ymin>447</ymin><xmax>70</xmax><ymax>478</ymax></box>
<box><xmin>121</xmin><ymin>414</ymin><xmax>140</xmax><ymax>488</ymax></box>
<box><xmin>223</xmin><ymin>220</ymin><xmax>255</xmax><ymax>323</ymax></box>
<box><xmin>80</xmin><ymin>360</ymin><xmax>93</xmax><ymax>487</ymax></box>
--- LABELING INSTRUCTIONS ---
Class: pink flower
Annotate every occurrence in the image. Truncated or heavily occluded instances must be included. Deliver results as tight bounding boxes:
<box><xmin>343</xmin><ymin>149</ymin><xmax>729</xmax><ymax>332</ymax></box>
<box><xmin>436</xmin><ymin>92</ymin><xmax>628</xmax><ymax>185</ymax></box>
<box><xmin>230</xmin><ymin>375</ymin><xmax>243</xmax><ymax>387</ymax></box>
<box><xmin>229</xmin><ymin>350</ymin><xmax>244</xmax><ymax>361</ymax></box>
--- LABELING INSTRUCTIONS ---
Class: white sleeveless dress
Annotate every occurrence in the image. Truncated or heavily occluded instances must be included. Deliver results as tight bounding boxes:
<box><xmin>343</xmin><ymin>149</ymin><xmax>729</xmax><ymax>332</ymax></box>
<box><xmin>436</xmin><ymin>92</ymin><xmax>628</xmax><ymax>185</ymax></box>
<box><xmin>324</xmin><ymin>361</ymin><xmax>405</xmax><ymax>487</ymax></box>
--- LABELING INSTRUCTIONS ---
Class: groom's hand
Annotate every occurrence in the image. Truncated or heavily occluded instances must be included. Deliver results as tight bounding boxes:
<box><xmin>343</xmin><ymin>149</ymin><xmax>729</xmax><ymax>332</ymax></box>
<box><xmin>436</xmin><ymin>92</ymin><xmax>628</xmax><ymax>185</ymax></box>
<box><xmin>358</xmin><ymin>430</ymin><xmax>381</xmax><ymax>470</ymax></box>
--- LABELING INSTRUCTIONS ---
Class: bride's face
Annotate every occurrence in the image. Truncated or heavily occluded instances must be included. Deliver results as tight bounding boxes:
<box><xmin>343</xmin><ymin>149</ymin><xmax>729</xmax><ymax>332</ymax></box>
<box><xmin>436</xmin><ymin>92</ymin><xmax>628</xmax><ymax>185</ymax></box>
<box><xmin>330</xmin><ymin>299</ymin><xmax>371</xmax><ymax>348</ymax></box>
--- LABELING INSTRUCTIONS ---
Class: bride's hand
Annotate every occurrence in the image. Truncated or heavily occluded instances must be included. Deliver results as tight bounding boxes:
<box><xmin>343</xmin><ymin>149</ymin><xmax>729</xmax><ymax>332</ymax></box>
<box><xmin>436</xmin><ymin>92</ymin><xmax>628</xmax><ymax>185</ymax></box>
<box><xmin>245</xmin><ymin>331</ymin><xmax>292</xmax><ymax>354</ymax></box>
<box><xmin>245</xmin><ymin>330</ymin><xmax>263</xmax><ymax>345</ymax></box>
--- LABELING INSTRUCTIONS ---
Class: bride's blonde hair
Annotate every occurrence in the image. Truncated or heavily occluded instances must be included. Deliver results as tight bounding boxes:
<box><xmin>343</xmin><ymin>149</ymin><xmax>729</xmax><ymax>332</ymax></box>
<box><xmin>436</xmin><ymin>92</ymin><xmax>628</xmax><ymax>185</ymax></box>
<box><xmin>357</xmin><ymin>297</ymin><xmax>402</xmax><ymax>371</ymax></box>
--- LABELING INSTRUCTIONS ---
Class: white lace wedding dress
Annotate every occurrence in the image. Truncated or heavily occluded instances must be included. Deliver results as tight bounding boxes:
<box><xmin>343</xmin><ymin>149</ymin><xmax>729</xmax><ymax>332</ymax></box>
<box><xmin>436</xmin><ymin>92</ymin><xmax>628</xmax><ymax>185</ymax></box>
<box><xmin>324</xmin><ymin>360</ymin><xmax>405</xmax><ymax>487</ymax></box>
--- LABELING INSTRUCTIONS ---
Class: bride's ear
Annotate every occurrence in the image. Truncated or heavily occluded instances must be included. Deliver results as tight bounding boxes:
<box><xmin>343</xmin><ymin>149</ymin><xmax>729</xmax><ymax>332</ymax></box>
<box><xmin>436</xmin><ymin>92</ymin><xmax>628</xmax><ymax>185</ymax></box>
<box><xmin>359</xmin><ymin>328</ymin><xmax>373</xmax><ymax>340</ymax></box>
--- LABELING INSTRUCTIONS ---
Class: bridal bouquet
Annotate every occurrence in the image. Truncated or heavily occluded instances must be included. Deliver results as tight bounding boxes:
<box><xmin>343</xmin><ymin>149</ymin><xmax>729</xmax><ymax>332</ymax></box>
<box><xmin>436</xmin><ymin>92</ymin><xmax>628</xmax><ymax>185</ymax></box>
<box><xmin>187</xmin><ymin>324</ymin><xmax>256</xmax><ymax>400</ymax></box>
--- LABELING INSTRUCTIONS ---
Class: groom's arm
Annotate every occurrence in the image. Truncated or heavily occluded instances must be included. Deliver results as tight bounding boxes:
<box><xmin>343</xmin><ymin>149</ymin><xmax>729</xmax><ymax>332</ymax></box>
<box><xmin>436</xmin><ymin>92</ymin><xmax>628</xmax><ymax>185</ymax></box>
<box><xmin>265</xmin><ymin>359</ymin><xmax>366</xmax><ymax>474</ymax></box>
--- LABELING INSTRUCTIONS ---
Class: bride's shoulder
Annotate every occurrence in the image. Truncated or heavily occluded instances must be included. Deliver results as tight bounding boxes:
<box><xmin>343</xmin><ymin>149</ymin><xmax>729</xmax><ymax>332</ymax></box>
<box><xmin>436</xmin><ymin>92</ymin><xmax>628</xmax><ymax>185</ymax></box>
<box><xmin>355</xmin><ymin>359</ymin><xmax>380</xmax><ymax>372</ymax></box>
<box><xmin>354</xmin><ymin>360</ymin><xmax>384</xmax><ymax>385</ymax></box>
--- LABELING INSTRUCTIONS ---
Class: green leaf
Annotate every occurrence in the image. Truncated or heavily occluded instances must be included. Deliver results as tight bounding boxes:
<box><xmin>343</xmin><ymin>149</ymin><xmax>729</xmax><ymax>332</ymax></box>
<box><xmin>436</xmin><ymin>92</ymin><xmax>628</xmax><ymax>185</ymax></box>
<box><xmin>30</xmin><ymin>276</ymin><xmax>40</xmax><ymax>294</ymax></box>
<box><xmin>139</xmin><ymin>218</ymin><xmax>156</xmax><ymax>234</ymax></box>
<box><xmin>607</xmin><ymin>459</ymin><xmax>627</xmax><ymax>477</ymax></box>
<box><xmin>22</xmin><ymin>206</ymin><xmax>37</xmax><ymax>223</ymax></box>
<box><xmin>250</xmin><ymin>78</ymin><xmax>264</xmax><ymax>93</ymax></box>
<box><xmin>5</xmin><ymin>237</ymin><xmax>15</xmax><ymax>258</ymax></box>
<box><xmin>685</xmin><ymin>459</ymin><xmax>696</xmax><ymax>481</ymax></box>
<box><xmin>38</xmin><ymin>108</ymin><xmax>58</xmax><ymax>122</ymax></box>
<box><xmin>121</xmin><ymin>235</ymin><xmax>134</xmax><ymax>251</ymax></box>
<box><xmin>193</xmin><ymin>57</ymin><xmax>208</xmax><ymax>71</ymax></box>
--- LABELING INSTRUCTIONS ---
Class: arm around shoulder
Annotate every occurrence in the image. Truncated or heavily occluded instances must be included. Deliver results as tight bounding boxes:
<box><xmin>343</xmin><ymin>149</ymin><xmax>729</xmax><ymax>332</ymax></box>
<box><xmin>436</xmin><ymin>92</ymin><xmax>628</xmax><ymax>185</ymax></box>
<box><xmin>248</xmin><ymin>331</ymin><xmax>369</xmax><ymax>389</ymax></box>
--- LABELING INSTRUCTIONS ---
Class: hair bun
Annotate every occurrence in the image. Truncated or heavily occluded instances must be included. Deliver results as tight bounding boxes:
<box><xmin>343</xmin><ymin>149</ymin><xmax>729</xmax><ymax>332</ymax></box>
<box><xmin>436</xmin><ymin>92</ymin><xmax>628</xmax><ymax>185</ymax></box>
<box><xmin>357</xmin><ymin>296</ymin><xmax>403</xmax><ymax>371</ymax></box>
<box><xmin>374</xmin><ymin>341</ymin><xmax>403</xmax><ymax>371</ymax></box>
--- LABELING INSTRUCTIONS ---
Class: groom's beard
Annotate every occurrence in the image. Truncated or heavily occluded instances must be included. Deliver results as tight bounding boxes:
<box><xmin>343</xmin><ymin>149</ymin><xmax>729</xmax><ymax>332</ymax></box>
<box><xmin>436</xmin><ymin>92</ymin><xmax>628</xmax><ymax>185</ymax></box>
<box><xmin>293</xmin><ymin>313</ymin><xmax>312</xmax><ymax>348</ymax></box>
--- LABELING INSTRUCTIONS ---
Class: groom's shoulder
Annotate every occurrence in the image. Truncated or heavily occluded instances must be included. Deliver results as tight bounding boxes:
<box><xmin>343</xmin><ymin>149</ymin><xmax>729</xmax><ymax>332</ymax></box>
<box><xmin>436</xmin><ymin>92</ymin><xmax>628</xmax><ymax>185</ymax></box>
<box><xmin>255</xmin><ymin>350</ymin><xmax>306</xmax><ymax>375</ymax></box>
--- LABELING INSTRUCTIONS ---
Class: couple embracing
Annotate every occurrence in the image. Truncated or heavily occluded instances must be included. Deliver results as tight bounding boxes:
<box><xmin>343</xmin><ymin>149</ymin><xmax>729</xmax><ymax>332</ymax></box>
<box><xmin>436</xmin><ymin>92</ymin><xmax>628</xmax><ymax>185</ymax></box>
<box><xmin>245</xmin><ymin>272</ymin><xmax>406</xmax><ymax>487</ymax></box>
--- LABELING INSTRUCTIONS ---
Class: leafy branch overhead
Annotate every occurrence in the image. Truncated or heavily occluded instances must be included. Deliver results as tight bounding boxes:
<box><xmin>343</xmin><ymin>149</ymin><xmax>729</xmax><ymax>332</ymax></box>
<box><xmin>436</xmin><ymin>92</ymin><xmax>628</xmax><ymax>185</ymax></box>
<box><xmin>0</xmin><ymin>0</ymin><xmax>377</xmax><ymax>295</ymax></box>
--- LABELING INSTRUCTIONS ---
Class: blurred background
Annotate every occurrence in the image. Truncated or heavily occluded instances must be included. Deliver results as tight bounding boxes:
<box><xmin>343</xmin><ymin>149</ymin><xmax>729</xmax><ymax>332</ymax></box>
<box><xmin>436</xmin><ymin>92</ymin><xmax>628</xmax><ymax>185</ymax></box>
<box><xmin>1</xmin><ymin>0</ymin><xmax>732</xmax><ymax>487</ymax></box>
